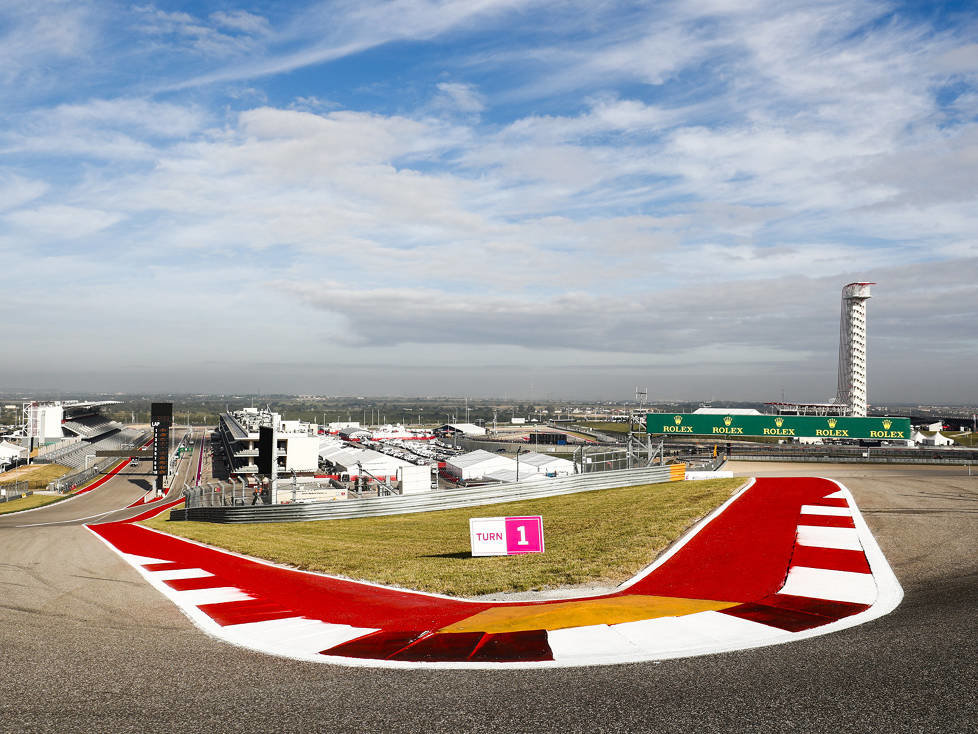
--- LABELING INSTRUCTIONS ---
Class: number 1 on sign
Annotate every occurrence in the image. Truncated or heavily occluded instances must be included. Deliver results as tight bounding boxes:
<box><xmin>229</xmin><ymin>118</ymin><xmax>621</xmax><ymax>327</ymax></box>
<box><xmin>516</xmin><ymin>525</ymin><xmax>529</xmax><ymax>546</ymax></box>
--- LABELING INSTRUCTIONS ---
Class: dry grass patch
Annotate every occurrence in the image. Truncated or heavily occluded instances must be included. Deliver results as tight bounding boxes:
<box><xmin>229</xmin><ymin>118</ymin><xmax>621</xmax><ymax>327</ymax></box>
<box><xmin>0</xmin><ymin>463</ymin><xmax>71</xmax><ymax>489</ymax></box>
<box><xmin>141</xmin><ymin>478</ymin><xmax>743</xmax><ymax>597</ymax></box>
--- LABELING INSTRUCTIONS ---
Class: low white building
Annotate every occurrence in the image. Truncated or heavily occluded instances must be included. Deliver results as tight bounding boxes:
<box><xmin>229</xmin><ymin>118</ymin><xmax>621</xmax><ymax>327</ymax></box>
<box><xmin>216</xmin><ymin>409</ymin><xmax>320</xmax><ymax>477</ymax></box>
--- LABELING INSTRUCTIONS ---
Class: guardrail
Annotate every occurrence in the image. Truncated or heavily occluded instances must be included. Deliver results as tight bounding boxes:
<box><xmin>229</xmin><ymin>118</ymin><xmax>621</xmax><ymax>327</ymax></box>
<box><xmin>730</xmin><ymin>454</ymin><xmax>978</xmax><ymax>466</ymax></box>
<box><xmin>0</xmin><ymin>481</ymin><xmax>30</xmax><ymax>502</ymax></box>
<box><xmin>169</xmin><ymin>464</ymin><xmax>686</xmax><ymax>524</ymax></box>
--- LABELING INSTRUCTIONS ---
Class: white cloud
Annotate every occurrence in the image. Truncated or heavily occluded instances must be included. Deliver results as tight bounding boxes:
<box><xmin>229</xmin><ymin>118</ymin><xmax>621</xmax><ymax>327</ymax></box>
<box><xmin>433</xmin><ymin>82</ymin><xmax>486</xmax><ymax>114</ymax></box>
<box><xmin>209</xmin><ymin>10</ymin><xmax>271</xmax><ymax>35</ymax></box>
<box><xmin>3</xmin><ymin>205</ymin><xmax>124</xmax><ymax>240</ymax></box>
<box><xmin>0</xmin><ymin>173</ymin><xmax>48</xmax><ymax>212</ymax></box>
<box><xmin>3</xmin><ymin>0</ymin><xmax>976</xmax><ymax>399</ymax></box>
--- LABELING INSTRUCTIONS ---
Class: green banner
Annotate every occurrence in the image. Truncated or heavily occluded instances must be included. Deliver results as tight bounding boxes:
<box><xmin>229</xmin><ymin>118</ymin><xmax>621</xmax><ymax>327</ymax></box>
<box><xmin>646</xmin><ymin>413</ymin><xmax>911</xmax><ymax>440</ymax></box>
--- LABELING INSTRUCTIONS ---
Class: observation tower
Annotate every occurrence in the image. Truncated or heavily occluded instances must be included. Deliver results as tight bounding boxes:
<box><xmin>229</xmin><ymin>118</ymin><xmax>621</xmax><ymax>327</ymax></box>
<box><xmin>835</xmin><ymin>282</ymin><xmax>874</xmax><ymax>417</ymax></box>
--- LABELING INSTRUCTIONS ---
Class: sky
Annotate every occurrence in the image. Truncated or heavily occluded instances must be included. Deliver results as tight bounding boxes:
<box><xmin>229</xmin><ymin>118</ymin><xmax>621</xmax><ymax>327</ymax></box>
<box><xmin>2</xmin><ymin>0</ymin><xmax>976</xmax><ymax>402</ymax></box>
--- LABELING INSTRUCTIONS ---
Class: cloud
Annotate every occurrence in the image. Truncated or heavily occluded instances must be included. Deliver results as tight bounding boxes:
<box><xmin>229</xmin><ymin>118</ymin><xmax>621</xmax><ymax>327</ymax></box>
<box><xmin>3</xmin><ymin>205</ymin><xmax>124</xmax><ymax>241</ymax></box>
<box><xmin>209</xmin><ymin>10</ymin><xmax>271</xmax><ymax>35</ymax></box>
<box><xmin>0</xmin><ymin>173</ymin><xmax>48</xmax><ymax>211</ymax></box>
<box><xmin>433</xmin><ymin>82</ymin><xmax>486</xmax><ymax>114</ymax></box>
<box><xmin>3</xmin><ymin>0</ymin><xmax>977</xmax><ymax>401</ymax></box>
<box><xmin>0</xmin><ymin>1</ymin><xmax>95</xmax><ymax>87</ymax></box>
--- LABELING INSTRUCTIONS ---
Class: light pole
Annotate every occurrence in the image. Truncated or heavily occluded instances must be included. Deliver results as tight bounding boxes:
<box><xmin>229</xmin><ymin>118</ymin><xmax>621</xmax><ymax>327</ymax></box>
<box><xmin>516</xmin><ymin>446</ymin><xmax>522</xmax><ymax>482</ymax></box>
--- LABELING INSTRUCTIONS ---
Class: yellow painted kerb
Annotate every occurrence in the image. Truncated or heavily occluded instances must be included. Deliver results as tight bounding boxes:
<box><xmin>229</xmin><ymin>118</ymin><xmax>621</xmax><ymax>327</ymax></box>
<box><xmin>440</xmin><ymin>594</ymin><xmax>736</xmax><ymax>634</ymax></box>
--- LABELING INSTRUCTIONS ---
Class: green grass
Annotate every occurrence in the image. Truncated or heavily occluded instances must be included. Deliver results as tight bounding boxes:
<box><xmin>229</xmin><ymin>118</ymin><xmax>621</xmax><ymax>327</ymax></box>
<box><xmin>579</xmin><ymin>422</ymin><xmax>634</xmax><ymax>435</ymax></box>
<box><xmin>0</xmin><ymin>463</ymin><xmax>71</xmax><ymax>490</ymax></box>
<box><xmin>0</xmin><ymin>492</ymin><xmax>66</xmax><ymax>515</ymax></box>
<box><xmin>141</xmin><ymin>477</ymin><xmax>744</xmax><ymax>597</ymax></box>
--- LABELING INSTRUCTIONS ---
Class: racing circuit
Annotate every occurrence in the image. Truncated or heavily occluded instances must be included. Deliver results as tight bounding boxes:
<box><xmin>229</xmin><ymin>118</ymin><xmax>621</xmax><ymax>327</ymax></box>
<box><xmin>1</xmin><ymin>427</ymin><xmax>975</xmax><ymax>733</ymax></box>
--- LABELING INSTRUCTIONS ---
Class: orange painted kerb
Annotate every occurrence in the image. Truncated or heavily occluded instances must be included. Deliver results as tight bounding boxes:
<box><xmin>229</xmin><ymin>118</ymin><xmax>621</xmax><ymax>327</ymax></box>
<box><xmin>439</xmin><ymin>594</ymin><xmax>735</xmax><ymax>634</ymax></box>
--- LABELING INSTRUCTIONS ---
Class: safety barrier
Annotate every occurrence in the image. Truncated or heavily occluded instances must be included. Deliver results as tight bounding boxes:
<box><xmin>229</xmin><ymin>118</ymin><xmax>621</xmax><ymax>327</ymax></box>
<box><xmin>731</xmin><ymin>454</ymin><xmax>978</xmax><ymax>466</ymax></box>
<box><xmin>0</xmin><ymin>481</ymin><xmax>30</xmax><ymax>502</ymax></box>
<box><xmin>169</xmin><ymin>464</ymin><xmax>687</xmax><ymax>524</ymax></box>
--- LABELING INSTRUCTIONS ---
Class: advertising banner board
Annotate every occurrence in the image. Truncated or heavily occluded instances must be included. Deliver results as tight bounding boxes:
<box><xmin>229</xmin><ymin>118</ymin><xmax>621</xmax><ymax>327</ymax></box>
<box><xmin>646</xmin><ymin>413</ymin><xmax>911</xmax><ymax>440</ymax></box>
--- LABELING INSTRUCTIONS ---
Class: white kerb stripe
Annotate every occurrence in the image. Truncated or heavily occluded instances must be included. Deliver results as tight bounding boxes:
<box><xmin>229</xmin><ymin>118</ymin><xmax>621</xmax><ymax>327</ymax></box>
<box><xmin>779</xmin><ymin>566</ymin><xmax>877</xmax><ymax>605</ymax></box>
<box><xmin>223</xmin><ymin>617</ymin><xmax>378</xmax><ymax>656</ymax></box>
<box><xmin>223</xmin><ymin>617</ymin><xmax>326</xmax><ymax>643</ymax></box>
<box><xmin>146</xmin><ymin>567</ymin><xmax>215</xmax><ymax>581</ymax></box>
<box><xmin>612</xmin><ymin>611</ymin><xmax>784</xmax><ymax>656</ymax></box>
<box><xmin>800</xmin><ymin>504</ymin><xmax>852</xmax><ymax>517</ymax></box>
<box><xmin>822</xmin><ymin>489</ymin><xmax>847</xmax><ymax>500</ymax></box>
<box><xmin>547</xmin><ymin>624</ymin><xmax>642</xmax><ymax>660</ymax></box>
<box><xmin>172</xmin><ymin>587</ymin><xmax>254</xmax><ymax>605</ymax></box>
<box><xmin>275</xmin><ymin>623</ymin><xmax>378</xmax><ymax>655</ymax></box>
<box><xmin>796</xmin><ymin>525</ymin><xmax>863</xmax><ymax>551</ymax></box>
<box><xmin>123</xmin><ymin>554</ymin><xmax>170</xmax><ymax>565</ymax></box>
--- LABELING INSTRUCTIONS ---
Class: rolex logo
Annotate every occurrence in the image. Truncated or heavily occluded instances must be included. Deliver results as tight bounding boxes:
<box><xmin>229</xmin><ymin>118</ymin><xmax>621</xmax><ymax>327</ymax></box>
<box><xmin>883</xmin><ymin>419</ymin><xmax>892</xmax><ymax>430</ymax></box>
<box><xmin>723</xmin><ymin>416</ymin><xmax>733</xmax><ymax>426</ymax></box>
<box><xmin>828</xmin><ymin>418</ymin><xmax>838</xmax><ymax>429</ymax></box>
<box><xmin>674</xmin><ymin>415</ymin><xmax>683</xmax><ymax>425</ymax></box>
<box><xmin>774</xmin><ymin>417</ymin><xmax>784</xmax><ymax>427</ymax></box>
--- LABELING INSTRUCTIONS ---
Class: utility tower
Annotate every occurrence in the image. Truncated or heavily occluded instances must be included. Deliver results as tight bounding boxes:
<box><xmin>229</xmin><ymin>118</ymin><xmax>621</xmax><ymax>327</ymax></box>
<box><xmin>835</xmin><ymin>282</ymin><xmax>874</xmax><ymax>417</ymax></box>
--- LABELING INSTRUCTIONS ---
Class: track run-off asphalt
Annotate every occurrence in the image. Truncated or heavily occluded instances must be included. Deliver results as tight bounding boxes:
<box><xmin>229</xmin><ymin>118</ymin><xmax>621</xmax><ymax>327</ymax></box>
<box><xmin>0</xmin><ymin>453</ymin><xmax>975</xmax><ymax>733</ymax></box>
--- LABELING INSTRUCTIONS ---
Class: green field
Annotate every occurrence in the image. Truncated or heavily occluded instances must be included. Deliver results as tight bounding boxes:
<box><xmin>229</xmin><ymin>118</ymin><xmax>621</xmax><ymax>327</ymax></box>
<box><xmin>142</xmin><ymin>477</ymin><xmax>743</xmax><ymax>597</ymax></box>
<box><xmin>0</xmin><ymin>492</ymin><xmax>67</xmax><ymax>515</ymax></box>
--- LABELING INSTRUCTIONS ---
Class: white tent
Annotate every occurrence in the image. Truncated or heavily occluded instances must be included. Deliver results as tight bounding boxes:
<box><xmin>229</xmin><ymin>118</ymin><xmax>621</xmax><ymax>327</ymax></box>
<box><xmin>483</xmin><ymin>468</ymin><xmax>537</xmax><ymax>483</ymax></box>
<box><xmin>445</xmin><ymin>450</ymin><xmax>516</xmax><ymax>480</ymax></box>
<box><xmin>318</xmin><ymin>439</ymin><xmax>413</xmax><ymax>479</ymax></box>
<box><xmin>912</xmin><ymin>430</ymin><xmax>954</xmax><ymax>447</ymax></box>
<box><xmin>516</xmin><ymin>451</ymin><xmax>575</xmax><ymax>477</ymax></box>
<box><xmin>0</xmin><ymin>440</ymin><xmax>27</xmax><ymax>468</ymax></box>
<box><xmin>438</xmin><ymin>423</ymin><xmax>487</xmax><ymax>437</ymax></box>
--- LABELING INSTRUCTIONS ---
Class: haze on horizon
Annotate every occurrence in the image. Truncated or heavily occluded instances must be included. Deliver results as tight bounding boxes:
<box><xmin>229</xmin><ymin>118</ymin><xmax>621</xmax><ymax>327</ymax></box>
<box><xmin>3</xmin><ymin>1</ymin><xmax>976</xmax><ymax>404</ymax></box>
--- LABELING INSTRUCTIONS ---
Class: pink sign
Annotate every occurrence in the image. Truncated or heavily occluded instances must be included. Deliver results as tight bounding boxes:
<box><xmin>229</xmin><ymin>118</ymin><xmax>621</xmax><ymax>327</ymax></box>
<box><xmin>469</xmin><ymin>515</ymin><xmax>545</xmax><ymax>556</ymax></box>
<box><xmin>504</xmin><ymin>516</ymin><xmax>544</xmax><ymax>554</ymax></box>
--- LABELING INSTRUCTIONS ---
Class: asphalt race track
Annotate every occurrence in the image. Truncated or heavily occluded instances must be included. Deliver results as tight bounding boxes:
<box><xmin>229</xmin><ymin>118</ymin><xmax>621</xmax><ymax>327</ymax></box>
<box><xmin>1</xmin><ymin>454</ymin><xmax>975</xmax><ymax>733</ymax></box>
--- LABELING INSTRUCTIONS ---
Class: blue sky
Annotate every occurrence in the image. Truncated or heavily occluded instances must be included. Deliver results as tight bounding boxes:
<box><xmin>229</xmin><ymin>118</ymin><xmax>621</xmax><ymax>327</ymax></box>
<box><xmin>2</xmin><ymin>0</ymin><xmax>977</xmax><ymax>401</ymax></box>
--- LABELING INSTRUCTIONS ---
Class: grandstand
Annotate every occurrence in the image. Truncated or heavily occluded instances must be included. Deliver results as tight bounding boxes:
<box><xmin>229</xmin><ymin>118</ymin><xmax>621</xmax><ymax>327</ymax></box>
<box><xmin>36</xmin><ymin>427</ymin><xmax>145</xmax><ymax>470</ymax></box>
<box><xmin>61</xmin><ymin>414</ymin><xmax>124</xmax><ymax>440</ymax></box>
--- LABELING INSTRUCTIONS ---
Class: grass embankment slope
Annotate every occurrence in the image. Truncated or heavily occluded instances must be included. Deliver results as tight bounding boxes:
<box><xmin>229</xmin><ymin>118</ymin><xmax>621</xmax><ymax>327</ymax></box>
<box><xmin>142</xmin><ymin>477</ymin><xmax>743</xmax><ymax>597</ymax></box>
